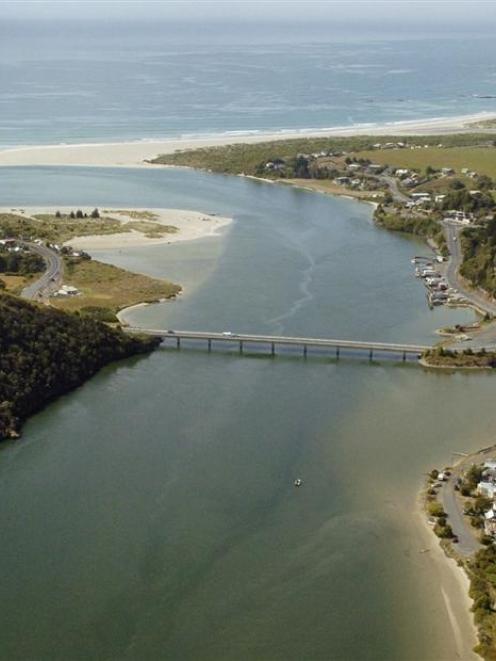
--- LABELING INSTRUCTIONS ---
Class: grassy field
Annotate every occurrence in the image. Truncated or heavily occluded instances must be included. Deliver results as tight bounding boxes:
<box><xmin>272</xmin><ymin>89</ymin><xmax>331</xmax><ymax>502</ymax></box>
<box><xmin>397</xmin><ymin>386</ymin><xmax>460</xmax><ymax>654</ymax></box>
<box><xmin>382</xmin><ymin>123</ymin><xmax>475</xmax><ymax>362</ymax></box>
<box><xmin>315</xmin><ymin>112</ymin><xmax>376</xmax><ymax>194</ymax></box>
<box><xmin>51</xmin><ymin>258</ymin><xmax>181</xmax><ymax>314</ymax></box>
<box><xmin>354</xmin><ymin>146</ymin><xmax>496</xmax><ymax>178</ymax></box>
<box><xmin>0</xmin><ymin>212</ymin><xmax>177</xmax><ymax>244</ymax></box>
<box><xmin>0</xmin><ymin>274</ymin><xmax>28</xmax><ymax>295</ymax></box>
<box><xmin>151</xmin><ymin>133</ymin><xmax>496</xmax><ymax>176</ymax></box>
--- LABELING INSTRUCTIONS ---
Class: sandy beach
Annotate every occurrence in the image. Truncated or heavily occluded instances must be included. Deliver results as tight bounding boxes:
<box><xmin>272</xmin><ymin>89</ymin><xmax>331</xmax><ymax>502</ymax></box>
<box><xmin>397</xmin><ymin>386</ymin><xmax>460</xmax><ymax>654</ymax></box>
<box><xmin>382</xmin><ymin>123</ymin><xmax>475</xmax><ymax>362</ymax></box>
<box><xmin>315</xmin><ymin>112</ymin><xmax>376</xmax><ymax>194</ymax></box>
<box><xmin>0</xmin><ymin>112</ymin><xmax>495</xmax><ymax>169</ymax></box>
<box><xmin>0</xmin><ymin>206</ymin><xmax>232</xmax><ymax>249</ymax></box>
<box><xmin>414</xmin><ymin>507</ymin><xmax>478</xmax><ymax>660</ymax></box>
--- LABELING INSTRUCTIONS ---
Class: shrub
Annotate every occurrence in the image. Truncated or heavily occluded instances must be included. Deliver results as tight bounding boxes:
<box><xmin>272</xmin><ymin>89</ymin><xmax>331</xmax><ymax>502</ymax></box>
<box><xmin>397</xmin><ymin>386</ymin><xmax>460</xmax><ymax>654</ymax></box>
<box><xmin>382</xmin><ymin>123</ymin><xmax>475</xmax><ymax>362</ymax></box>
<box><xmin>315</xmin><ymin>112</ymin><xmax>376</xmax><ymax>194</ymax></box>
<box><xmin>428</xmin><ymin>501</ymin><xmax>445</xmax><ymax>517</ymax></box>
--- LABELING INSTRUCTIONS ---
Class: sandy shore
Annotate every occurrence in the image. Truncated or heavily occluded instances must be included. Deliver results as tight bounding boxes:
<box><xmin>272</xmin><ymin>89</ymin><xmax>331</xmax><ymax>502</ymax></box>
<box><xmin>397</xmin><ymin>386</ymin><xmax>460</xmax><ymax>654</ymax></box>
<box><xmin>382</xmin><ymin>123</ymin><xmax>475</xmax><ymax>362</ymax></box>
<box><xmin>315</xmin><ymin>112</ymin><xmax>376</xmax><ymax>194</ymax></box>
<box><xmin>0</xmin><ymin>206</ymin><xmax>232</xmax><ymax>249</ymax></box>
<box><xmin>415</xmin><ymin>506</ymin><xmax>479</xmax><ymax>660</ymax></box>
<box><xmin>0</xmin><ymin>112</ymin><xmax>495</xmax><ymax>169</ymax></box>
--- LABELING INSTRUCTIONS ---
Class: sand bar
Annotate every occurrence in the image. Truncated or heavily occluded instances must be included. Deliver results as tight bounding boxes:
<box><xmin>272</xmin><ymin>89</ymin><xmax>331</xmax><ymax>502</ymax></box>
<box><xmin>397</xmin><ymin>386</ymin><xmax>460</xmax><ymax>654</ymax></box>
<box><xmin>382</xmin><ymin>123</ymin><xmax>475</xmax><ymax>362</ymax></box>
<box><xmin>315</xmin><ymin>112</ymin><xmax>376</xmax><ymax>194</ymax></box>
<box><xmin>0</xmin><ymin>206</ymin><xmax>232</xmax><ymax>249</ymax></box>
<box><xmin>0</xmin><ymin>112</ymin><xmax>495</xmax><ymax>169</ymax></box>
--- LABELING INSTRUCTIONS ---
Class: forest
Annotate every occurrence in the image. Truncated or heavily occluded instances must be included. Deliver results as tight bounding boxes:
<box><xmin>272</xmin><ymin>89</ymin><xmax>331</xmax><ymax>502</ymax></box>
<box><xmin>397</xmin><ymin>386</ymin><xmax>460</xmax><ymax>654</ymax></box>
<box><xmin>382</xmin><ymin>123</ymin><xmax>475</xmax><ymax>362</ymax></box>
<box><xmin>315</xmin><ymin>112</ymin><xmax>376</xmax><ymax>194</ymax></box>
<box><xmin>0</xmin><ymin>293</ymin><xmax>160</xmax><ymax>440</ymax></box>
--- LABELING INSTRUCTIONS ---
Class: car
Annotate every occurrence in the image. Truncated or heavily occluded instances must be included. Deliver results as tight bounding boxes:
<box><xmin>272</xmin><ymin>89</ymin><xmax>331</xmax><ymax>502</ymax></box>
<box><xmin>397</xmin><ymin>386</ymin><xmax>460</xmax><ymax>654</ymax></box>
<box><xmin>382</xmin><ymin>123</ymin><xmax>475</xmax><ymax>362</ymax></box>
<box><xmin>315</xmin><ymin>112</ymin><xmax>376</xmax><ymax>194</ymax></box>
<box><xmin>166</xmin><ymin>330</ymin><xmax>175</xmax><ymax>334</ymax></box>
<box><xmin>222</xmin><ymin>331</ymin><xmax>234</xmax><ymax>337</ymax></box>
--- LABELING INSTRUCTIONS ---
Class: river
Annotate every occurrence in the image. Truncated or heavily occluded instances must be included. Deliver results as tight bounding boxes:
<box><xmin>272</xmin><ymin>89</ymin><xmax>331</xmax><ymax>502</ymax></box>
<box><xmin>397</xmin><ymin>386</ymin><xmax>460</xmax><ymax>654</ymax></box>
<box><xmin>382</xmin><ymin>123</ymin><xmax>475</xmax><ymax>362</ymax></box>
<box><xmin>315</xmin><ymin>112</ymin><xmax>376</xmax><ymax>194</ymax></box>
<box><xmin>0</xmin><ymin>166</ymin><xmax>492</xmax><ymax>660</ymax></box>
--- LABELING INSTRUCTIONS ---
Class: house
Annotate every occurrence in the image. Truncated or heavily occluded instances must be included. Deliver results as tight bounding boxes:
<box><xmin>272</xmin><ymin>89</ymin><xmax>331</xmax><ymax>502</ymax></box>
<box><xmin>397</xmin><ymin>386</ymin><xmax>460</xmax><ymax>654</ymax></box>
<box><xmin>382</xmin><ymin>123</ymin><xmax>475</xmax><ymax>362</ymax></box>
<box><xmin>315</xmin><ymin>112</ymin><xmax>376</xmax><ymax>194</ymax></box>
<box><xmin>347</xmin><ymin>163</ymin><xmax>361</xmax><ymax>172</ymax></box>
<box><xmin>335</xmin><ymin>176</ymin><xmax>351</xmax><ymax>185</ymax></box>
<box><xmin>434</xmin><ymin>194</ymin><xmax>447</xmax><ymax>203</ymax></box>
<box><xmin>441</xmin><ymin>167</ymin><xmax>455</xmax><ymax>176</ymax></box>
<box><xmin>0</xmin><ymin>238</ymin><xmax>17</xmax><ymax>248</ymax></box>
<box><xmin>484</xmin><ymin>509</ymin><xmax>496</xmax><ymax>536</ymax></box>
<box><xmin>411</xmin><ymin>192</ymin><xmax>431</xmax><ymax>201</ymax></box>
<box><xmin>478</xmin><ymin>481</ymin><xmax>496</xmax><ymax>498</ymax></box>
<box><xmin>54</xmin><ymin>285</ymin><xmax>80</xmax><ymax>297</ymax></box>
<box><xmin>395</xmin><ymin>168</ymin><xmax>410</xmax><ymax>177</ymax></box>
<box><xmin>367</xmin><ymin>164</ymin><xmax>383</xmax><ymax>173</ymax></box>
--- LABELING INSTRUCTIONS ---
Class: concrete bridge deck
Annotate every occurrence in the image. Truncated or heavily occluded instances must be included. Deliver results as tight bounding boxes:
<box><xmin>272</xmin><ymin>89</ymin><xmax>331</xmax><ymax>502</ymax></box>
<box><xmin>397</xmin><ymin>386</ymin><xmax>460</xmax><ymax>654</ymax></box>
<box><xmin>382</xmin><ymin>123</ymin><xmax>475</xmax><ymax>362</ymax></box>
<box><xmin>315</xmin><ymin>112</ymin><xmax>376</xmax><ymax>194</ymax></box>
<box><xmin>125</xmin><ymin>328</ymin><xmax>430</xmax><ymax>360</ymax></box>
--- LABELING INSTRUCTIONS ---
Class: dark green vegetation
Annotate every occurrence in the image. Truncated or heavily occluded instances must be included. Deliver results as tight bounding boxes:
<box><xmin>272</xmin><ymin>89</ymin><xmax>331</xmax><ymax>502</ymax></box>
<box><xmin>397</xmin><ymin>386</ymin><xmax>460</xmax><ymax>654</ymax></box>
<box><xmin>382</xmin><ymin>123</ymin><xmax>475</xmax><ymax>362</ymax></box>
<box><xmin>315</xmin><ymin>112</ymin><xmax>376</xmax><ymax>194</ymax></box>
<box><xmin>461</xmin><ymin>219</ymin><xmax>496</xmax><ymax>296</ymax></box>
<box><xmin>0</xmin><ymin>294</ymin><xmax>160</xmax><ymax>441</ymax></box>
<box><xmin>468</xmin><ymin>545</ymin><xmax>496</xmax><ymax>660</ymax></box>
<box><xmin>0</xmin><ymin>248</ymin><xmax>44</xmax><ymax>275</ymax></box>
<box><xmin>375</xmin><ymin>207</ymin><xmax>448</xmax><ymax>255</ymax></box>
<box><xmin>151</xmin><ymin>133</ymin><xmax>496</xmax><ymax>176</ymax></box>
<box><xmin>423</xmin><ymin>347</ymin><xmax>496</xmax><ymax>368</ymax></box>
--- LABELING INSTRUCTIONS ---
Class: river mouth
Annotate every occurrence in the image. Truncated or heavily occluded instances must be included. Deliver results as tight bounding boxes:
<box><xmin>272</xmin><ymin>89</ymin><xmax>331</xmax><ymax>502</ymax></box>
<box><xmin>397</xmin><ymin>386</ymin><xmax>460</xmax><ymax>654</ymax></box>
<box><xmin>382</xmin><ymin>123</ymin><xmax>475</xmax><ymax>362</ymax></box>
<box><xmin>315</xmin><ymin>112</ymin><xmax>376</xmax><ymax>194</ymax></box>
<box><xmin>0</xmin><ymin>165</ymin><xmax>484</xmax><ymax>660</ymax></box>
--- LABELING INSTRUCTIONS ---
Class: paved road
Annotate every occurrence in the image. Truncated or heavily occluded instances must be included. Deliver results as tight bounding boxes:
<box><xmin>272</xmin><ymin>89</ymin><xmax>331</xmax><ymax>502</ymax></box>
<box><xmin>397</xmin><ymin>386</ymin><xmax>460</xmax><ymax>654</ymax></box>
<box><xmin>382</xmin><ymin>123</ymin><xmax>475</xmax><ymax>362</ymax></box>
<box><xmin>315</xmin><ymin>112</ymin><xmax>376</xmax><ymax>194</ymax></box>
<box><xmin>444</xmin><ymin>222</ymin><xmax>496</xmax><ymax>317</ymax></box>
<box><xmin>379</xmin><ymin>175</ymin><xmax>410</xmax><ymax>204</ymax></box>
<box><xmin>125</xmin><ymin>327</ymin><xmax>430</xmax><ymax>355</ymax></box>
<box><xmin>440</xmin><ymin>472</ymin><xmax>480</xmax><ymax>557</ymax></box>
<box><xmin>20</xmin><ymin>242</ymin><xmax>63</xmax><ymax>301</ymax></box>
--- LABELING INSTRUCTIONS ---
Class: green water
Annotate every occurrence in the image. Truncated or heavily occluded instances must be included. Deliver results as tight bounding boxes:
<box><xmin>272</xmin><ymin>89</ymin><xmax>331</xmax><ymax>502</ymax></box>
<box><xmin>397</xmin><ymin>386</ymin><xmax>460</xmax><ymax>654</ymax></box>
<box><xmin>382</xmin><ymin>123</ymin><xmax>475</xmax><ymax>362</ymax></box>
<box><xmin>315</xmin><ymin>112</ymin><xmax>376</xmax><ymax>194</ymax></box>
<box><xmin>0</xmin><ymin>167</ymin><xmax>491</xmax><ymax>660</ymax></box>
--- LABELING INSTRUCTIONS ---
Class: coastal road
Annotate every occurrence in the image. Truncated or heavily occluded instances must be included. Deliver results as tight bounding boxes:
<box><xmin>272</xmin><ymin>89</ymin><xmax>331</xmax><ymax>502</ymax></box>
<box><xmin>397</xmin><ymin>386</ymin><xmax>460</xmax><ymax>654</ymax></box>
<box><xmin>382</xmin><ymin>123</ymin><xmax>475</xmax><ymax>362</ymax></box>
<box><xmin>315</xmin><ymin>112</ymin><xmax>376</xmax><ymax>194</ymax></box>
<box><xmin>440</xmin><ymin>474</ymin><xmax>480</xmax><ymax>557</ymax></box>
<box><xmin>444</xmin><ymin>222</ymin><xmax>496</xmax><ymax>317</ymax></box>
<box><xmin>443</xmin><ymin>222</ymin><xmax>496</xmax><ymax>349</ymax></box>
<box><xmin>20</xmin><ymin>242</ymin><xmax>63</xmax><ymax>301</ymax></box>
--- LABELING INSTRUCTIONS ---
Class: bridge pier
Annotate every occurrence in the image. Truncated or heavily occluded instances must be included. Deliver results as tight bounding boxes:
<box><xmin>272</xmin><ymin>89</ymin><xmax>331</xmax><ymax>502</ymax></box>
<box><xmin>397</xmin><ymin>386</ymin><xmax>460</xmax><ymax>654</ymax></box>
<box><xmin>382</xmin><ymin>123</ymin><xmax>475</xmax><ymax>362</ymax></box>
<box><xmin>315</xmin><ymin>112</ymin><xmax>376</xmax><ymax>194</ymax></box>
<box><xmin>208</xmin><ymin>338</ymin><xmax>212</xmax><ymax>352</ymax></box>
<box><xmin>369</xmin><ymin>348</ymin><xmax>373</xmax><ymax>361</ymax></box>
<box><xmin>303</xmin><ymin>344</ymin><xmax>307</xmax><ymax>358</ymax></box>
<box><xmin>271</xmin><ymin>342</ymin><xmax>275</xmax><ymax>356</ymax></box>
<box><xmin>239</xmin><ymin>340</ymin><xmax>243</xmax><ymax>354</ymax></box>
<box><xmin>403</xmin><ymin>351</ymin><xmax>406</xmax><ymax>362</ymax></box>
<box><xmin>176</xmin><ymin>337</ymin><xmax>181</xmax><ymax>350</ymax></box>
<box><xmin>336</xmin><ymin>346</ymin><xmax>340</xmax><ymax>359</ymax></box>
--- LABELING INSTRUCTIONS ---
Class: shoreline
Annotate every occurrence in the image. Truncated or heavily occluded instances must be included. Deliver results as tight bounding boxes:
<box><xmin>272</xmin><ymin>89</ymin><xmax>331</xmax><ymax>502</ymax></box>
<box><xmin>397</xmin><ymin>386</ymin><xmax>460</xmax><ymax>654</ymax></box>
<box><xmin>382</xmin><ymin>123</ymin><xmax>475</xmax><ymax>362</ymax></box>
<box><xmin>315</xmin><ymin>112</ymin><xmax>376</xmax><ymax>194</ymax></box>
<box><xmin>419</xmin><ymin>444</ymin><xmax>496</xmax><ymax>659</ymax></box>
<box><xmin>0</xmin><ymin>206</ymin><xmax>232</xmax><ymax>250</ymax></box>
<box><xmin>415</xmin><ymin>501</ymin><xmax>479</xmax><ymax>659</ymax></box>
<box><xmin>0</xmin><ymin>112</ymin><xmax>495</xmax><ymax>169</ymax></box>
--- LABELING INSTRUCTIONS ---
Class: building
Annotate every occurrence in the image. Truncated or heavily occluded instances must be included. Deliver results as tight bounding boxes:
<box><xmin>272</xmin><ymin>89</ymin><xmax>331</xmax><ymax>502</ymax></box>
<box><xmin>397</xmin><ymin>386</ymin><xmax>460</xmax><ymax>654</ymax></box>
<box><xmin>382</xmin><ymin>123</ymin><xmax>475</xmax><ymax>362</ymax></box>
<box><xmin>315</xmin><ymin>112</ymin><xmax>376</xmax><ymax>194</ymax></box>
<box><xmin>485</xmin><ymin>509</ymin><xmax>496</xmax><ymax>536</ymax></box>
<box><xmin>477</xmin><ymin>481</ymin><xmax>496</xmax><ymax>498</ymax></box>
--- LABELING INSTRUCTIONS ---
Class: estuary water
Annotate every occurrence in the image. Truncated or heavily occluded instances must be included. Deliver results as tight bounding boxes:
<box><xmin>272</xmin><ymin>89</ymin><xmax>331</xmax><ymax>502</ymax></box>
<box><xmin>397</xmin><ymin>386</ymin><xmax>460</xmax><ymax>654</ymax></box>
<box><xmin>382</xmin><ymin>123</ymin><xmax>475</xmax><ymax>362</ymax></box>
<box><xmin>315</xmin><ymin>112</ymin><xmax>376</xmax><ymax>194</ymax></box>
<box><xmin>0</xmin><ymin>166</ymin><xmax>494</xmax><ymax>660</ymax></box>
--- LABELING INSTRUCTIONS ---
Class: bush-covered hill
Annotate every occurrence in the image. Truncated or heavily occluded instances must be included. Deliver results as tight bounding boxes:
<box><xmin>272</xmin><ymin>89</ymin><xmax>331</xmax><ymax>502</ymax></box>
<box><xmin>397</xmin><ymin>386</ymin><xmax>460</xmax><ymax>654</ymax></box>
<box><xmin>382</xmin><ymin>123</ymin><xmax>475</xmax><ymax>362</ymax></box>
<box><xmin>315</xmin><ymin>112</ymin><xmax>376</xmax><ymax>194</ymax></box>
<box><xmin>0</xmin><ymin>294</ymin><xmax>160</xmax><ymax>440</ymax></box>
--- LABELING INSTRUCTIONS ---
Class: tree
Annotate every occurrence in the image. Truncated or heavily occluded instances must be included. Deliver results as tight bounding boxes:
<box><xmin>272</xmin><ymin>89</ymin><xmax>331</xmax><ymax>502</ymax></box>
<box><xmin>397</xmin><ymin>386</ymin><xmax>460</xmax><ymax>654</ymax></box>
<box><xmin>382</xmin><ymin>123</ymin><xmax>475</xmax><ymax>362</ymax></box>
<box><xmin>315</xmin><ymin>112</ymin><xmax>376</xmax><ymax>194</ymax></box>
<box><xmin>76</xmin><ymin>209</ymin><xmax>84</xmax><ymax>219</ymax></box>
<box><xmin>55</xmin><ymin>211</ymin><xmax>61</xmax><ymax>218</ymax></box>
<box><xmin>90</xmin><ymin>208</ymin><xmax>100</xmax><ymax>219</ymax></box>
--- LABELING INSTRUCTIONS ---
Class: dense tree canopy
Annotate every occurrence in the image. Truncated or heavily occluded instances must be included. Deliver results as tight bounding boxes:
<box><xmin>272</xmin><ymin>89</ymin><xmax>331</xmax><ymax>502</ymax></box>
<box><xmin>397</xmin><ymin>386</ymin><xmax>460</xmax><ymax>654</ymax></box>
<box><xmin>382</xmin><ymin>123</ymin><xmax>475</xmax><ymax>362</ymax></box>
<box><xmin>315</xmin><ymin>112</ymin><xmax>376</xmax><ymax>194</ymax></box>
<box><xmin>0</xmin><ymin>294</ymin><xmax>160</xmax><ymax>440</ymax></box>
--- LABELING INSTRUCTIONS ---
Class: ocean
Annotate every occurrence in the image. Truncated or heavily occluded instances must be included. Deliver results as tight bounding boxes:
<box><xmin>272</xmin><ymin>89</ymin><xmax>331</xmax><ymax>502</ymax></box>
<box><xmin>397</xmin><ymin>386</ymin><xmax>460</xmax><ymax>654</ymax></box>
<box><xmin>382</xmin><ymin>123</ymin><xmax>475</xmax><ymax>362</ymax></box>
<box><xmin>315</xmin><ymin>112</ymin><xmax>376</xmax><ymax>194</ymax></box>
<box><xmin>0</xmin><ymin>20</ymin><xmax>495</xmax><ymax>145</ymax></box>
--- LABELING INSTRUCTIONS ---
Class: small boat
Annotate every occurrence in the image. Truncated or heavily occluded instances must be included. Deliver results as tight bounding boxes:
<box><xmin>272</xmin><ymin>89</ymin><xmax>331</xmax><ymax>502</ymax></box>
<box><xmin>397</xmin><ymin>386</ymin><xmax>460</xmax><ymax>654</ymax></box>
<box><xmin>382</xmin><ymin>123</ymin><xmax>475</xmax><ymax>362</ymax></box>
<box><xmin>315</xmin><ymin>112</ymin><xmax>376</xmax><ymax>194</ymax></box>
<box><xmin>294</xmin><ymin>478</ymin><xmax>303</xmax><ymax>487</ymax></box>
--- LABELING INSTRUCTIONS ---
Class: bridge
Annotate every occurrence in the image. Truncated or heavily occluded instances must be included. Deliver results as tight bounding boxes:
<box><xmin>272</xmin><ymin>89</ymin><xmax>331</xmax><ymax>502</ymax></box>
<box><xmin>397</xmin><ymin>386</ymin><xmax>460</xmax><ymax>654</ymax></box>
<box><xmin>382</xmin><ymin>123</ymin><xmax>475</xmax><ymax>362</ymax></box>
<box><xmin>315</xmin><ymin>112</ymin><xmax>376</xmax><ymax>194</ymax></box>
<box><xmin>125</xmin><ymin>328</ymin><xmax>430</xmax><ymax>362</ymax></box>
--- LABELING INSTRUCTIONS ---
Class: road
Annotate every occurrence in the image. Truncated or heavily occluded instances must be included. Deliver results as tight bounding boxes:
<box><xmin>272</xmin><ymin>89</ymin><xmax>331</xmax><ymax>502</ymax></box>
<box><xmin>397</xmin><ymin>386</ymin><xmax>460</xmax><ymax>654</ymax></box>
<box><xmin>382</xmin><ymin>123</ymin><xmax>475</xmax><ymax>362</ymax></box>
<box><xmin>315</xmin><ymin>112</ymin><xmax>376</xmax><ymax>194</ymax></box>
<box><xmin>439</xmin><ymin>472</ymin><xmax>480</xmax><ymax>557</ymax></box>
<box><xmin>379</xmin><ymin>175</ymin><xmax>410</xmax><ymax>204</ymax></box>
<box><xmin>20</xmin><ymin>242</ymin><xmax>63</xmax><ymax>301</ymax></box>
<box><xmin>444</xmin><ymin>222</ymin><xmax>496</xmax><ymax>317</ymax></box>
<box><xmin>125</xmin><ymin>327</ymin><xmax>430</xmax><ymax>356</ymax></box>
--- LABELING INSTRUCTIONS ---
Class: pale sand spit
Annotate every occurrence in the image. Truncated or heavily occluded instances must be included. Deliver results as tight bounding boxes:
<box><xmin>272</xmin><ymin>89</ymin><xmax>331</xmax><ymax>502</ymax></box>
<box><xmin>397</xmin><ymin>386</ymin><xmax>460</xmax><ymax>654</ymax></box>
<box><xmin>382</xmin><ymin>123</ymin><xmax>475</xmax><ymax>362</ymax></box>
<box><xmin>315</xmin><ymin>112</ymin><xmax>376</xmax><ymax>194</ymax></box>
<box><xmin>0</xmin><ymin>206</ymin><xmax>232</xmax><ymax>249</ymax></box>
<box><xmin>0</xmin><ymin>112</ymin><xmax>495</xmax><ymax>168</ymax></box>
